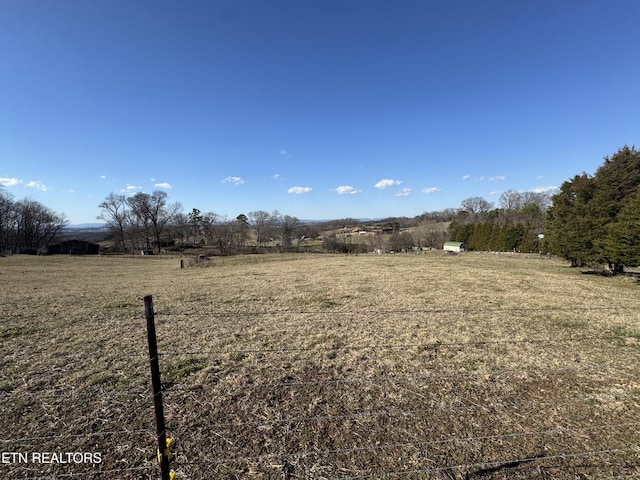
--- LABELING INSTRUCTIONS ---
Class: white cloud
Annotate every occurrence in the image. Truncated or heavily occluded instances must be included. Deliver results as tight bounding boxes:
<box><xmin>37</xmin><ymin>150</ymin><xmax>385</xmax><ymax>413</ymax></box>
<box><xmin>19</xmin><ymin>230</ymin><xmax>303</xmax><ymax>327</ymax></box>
<box><xmin>462</xmin><ymin>175</ymin><xmax>471</xmax><ymax>180</ymax></box>
<box><xmin>122</xmin><ymin>184</ymin><xmax>142</xmax><ymax>193</ymax></box>
<box><xmin>532</xmin><ymin>185</ymin><xmax>559</xmax><ymax>194</ymax></box>
<box><xmin>395</xmin><ymin>188</ymin><xmax>412</xmax><ymax>197</ymax></box>
<box><xmin>154</xmin><ymin>182</ymin><xmax>173</xmax><ymax>189</ymax></box>
<box><xmin>26</xmin><ymin>181</ymin><xmax>47</xmax><ymax>191</ymax></box>
<box><xmin>335</xmin><ymin>185</ymin><xmax>361</xmax><ymax>195</ymax></box>
<box><xmin>0</xmin><ymin>177</ymin><xmax>21</xmax><ymax>187</ymax></box>
<box><xmin>223</xmin><ymin>176</ymin><xmax>244</xmax><ymax>185</ymax></box>
<box><xmin>489</xmin><ymin>191</ymin><xmax>502</xmax><ymax>196</ymax></box>
<box><xmin>288</xmin><ymin>186</ymin><xmax>313</xmax><ymax>194</ymax></box>
<box><xmin>422</xmin><ymin>187</ymin><xmax>442</xmax><ymax>194</ymax></box>
<box><xmin>489</xmin><ymin>175</ymin><xmax>506</xmax><ymax>181</ymax></box>
<box><xmin>100</xmin><ymin>175</ymin><xmax>107</xmax><ymax>180</ymax></box>
<box><xmin>374</xmin><ymin>179</ymin><xmax>402</xmax><ymax>189</ymax></box>
<box><xmin>150</xmin><ymin>177</ymin><xmax>156</xmax><ymax>182</ymax></box>
<box><xmin>280</xmin><ymin>150</ymin><xmax>288</xmax><ymax>155</ymax></box>
<box><xmin>273</xmin><ymin>173</ymin><xmax>281</xmax><ymax>180</ymax></box>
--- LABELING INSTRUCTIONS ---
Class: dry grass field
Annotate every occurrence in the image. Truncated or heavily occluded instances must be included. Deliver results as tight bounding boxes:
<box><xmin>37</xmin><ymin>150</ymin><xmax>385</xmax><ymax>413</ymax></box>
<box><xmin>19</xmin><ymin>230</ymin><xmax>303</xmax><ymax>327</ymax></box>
<box><xmin>2</xmin><ymin>252</ymin><xmax>640</xmax><ymax>479</ymax></box>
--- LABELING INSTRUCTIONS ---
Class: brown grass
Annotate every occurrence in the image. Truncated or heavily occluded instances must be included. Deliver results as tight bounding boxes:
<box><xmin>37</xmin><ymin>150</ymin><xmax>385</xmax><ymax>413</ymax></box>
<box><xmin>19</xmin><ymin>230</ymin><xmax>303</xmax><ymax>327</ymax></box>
<box><xmin>1</xmin><ymin>252</ymin><xmax>640</xmax><ymax>479</ymax></box>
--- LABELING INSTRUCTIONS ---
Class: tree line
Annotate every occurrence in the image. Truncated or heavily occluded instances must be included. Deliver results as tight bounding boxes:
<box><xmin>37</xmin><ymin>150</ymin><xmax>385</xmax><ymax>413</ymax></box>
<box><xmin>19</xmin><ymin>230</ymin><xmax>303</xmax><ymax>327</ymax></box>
<box><xmin>0</xmin><ymin>191</ymin><xmax>68</xmax><ymax>254</ymax></box>
<box><xmin>97</xmin><ymin>191</ymin><xmax>461</xmax><ymax>255</ymax></box>
<box><xmin>545</xmin><ymin>145</ymin><xmax>640</xmax><ymax>273</ymax></box>
<box><xmin>448</xmin><ymin>190</ymin><xmax>550</xmax><ymax>253</ymax></box>
<box><xmin>98</xmin><ymin>192</ymin><xmax>320</xmax><ymax>254</ymax></box>
<box><xmin>447</xmin><ymin>145</ymin><xmax>640</xmax><ymax>274</ymax></box>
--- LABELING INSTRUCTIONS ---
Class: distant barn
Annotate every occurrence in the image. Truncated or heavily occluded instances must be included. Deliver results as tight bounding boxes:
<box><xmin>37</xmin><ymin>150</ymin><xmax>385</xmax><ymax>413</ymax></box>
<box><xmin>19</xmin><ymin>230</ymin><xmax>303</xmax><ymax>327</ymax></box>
<box><xmin>443</xmin><ymin>241</ymin><xmax>466</xmax><ymax>253</ymax></box>
<box><xmin>47</xmin><ymin>240</ymin><xmax>100</xmax><ymax>255</ymax></box>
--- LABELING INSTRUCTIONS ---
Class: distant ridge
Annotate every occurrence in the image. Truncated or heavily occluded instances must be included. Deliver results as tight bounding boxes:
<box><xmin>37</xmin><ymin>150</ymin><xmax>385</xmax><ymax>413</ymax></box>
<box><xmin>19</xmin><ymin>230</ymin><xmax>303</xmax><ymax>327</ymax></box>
<box><xmin>301</xmin><ymin>218</ymin><xmax>381</xmax><ymax>224</ymax></box>
<box><xmin>65</xmin><ymin>223</ymin><xmax>107</xmax><ymax>230</ymax></box>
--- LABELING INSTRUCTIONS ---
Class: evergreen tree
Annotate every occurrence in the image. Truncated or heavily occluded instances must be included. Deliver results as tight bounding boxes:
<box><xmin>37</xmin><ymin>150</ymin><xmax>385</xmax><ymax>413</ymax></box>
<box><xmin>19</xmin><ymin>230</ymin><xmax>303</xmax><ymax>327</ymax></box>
<box><xmin>448</xmin><ymin>220</ymin><xmax>474</xmax><ymax>244</ymax></box>
<box><xmin>591</xmin><ymin>146</ymin><xmax>640</xmax><ymax>271</ymax></box>
<box><xmin>545</xmin><ymin>174</ymin><xmax>598</xmax><ymax>267</ymax></box>
<box><xmin>517</xmin><ymin>228</ymin><xmax>538</xmax><ymax>253</ymax></box>
<box><xmin>591</xmin><ymin>146</ymin><xmax>640</xmax><ymax>220</ymax></box>
<box><xmin>601</xmin><ymin>191</ymin><xmax>640</xmax><ymax>269</ymax></box>
<box><xmin>546</xmin><ymin>146</ymin><xmax>640</xmax><ymax>272</ymax></box>
<box><xmin>469</xmin><ymin>222</ymin><xmax>492</xmax><ymax>250</ymax></box>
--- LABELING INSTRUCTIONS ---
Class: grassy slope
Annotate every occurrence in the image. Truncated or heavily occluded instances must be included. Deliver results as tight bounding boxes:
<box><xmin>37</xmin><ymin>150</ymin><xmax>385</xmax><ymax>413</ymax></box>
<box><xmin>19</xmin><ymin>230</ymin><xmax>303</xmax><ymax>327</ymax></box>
<box><xmin>1</xmin><ymin>252</ymin><xmax>640</xmax><ymax>479</ymax></box>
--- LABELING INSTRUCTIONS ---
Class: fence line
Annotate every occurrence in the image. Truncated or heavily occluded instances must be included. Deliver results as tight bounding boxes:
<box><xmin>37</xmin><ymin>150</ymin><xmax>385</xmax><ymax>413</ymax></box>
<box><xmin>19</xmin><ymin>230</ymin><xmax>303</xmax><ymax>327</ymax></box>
<box><xmin>151</xmin><ymin>305</ymin><xmax>640</xmax><ymax>330</ymax></box>
<box><xmin>0</xmin><ymin>341</ymin><xmax>606</xmax><ymax>366</ymax></box>
<box><xmin>0</xmin><ymin>428</ymin><xmax>153</xmax><ymax>444</ymax></box>
<box><xmin>155</xmin><ymin>336</ymin><xmax>625</xmax><ymax>357</ymax></box>
<box><xmin>154</xmin><ymin>306</ymin><xmax>639</xmax><ymax>476</ymax></box>
<box><xmin>4</xmin><ymin>304</ymin><xmax>640</xmax><ymax>478</ymax></box>
<box><xmin>4</xmin><ymin>389</ymin><xmax>638</xmax><ymax>446</ymax></box>
<box><xmin>170</xmin><ymin>421</ymin><xmax>640</xmax><ymax>466</ymax></box>
<box><xmin>149</xmin><ymin>304</ymin><xmax>640</xmax><ymax>346</ymax></box>
<box><xmin>161</xmin><ymin>392</ymin><xmax>640</xmax><ymax>429</ymax></box>
<box><xmin>160</xmin><ymin>365</ymin><xmax>618</xmax><ymax>391</ymax></box>
<box><xmin>0</xmin><ymin>386</ymin><xmax>150</xmax><ymax>401</ymax></box>
<box><xmin>13</xmin><ymin>465</ymin><xmax>153</xmax><ymax>480</ymax></box>
<box><xmin>3</xmin><ymin>361</ymin><xmax>627</xmax><ymax>403</ymax></box>
<box><xmin>154</xmin><ymin>305</ymin><xmax>640</xmax><ymax>317</ymax></box>
<box><xmin>51</xmin><ymin>333</ymin><xmax>627</xmax><ymax>360</ymax></box>
<box><xmin>3</xmin><ymin>304</ymin><xmax>638</xmax><ymax>325</ymax></box>
<box><xmin>334</xmin><ymin>448</ymin><xmax>640</xmax><ymax>479</ymax></box>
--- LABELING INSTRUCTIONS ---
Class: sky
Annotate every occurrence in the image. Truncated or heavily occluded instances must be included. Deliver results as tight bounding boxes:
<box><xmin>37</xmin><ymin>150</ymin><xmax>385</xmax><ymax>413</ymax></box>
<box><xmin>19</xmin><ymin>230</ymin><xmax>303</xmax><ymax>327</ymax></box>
<box><xmin>1</xmin><ymin>1</ymin><xmax>639</xmax><ymax>224</ymax></box>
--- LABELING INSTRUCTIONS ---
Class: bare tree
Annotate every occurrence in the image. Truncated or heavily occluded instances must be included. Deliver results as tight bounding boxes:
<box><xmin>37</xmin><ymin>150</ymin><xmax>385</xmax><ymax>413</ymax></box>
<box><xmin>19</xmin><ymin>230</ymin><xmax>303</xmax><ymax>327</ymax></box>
<box><xmin>248</xmin><ymin>210</ymin><xmax>271</xmax><ymax>248</ymax></box>
<box><xmin>98</xmin><ymin>193</ymin><xmax>128</xmax><ymax>252</ymax></box>
<box><xmin>279</xmin><ymin>215</ymin><xmax>302</xmax><ymax>251</ymax></box>
<box><xmin>369</xmin><ymin>230</ymin><xmax>390</xmax><ymax>254</ymax></box>
<box><xmin>169</xmin><ymin>212</ymin><xmax>190</xmax><ymax>246</ymax></box>
<box><xmin>126</xmin><ymin>193</ymin><xmax>154</xmax><ymax>251</ymax></box>
<box><xmin>202</xmin><ymin>213</ymin><xmax>234</xmax><ymax>255</ymax></box>
<box><xmin>126</xmin><ymin>191</ymin><xmax>181</xmax><ymax>253</ymax></box>
<box><xmin>417</xmin><ymin>223</ymin><xmax>448</xmax><ymax>249</ymax></box>
<box><xmin>390</xmin><ymin>231</ymin><xmax>414</xmax><ymax>252</ymax></box>
<box><xmin>499</xmin><ymin>190</ymin><xmax>524</xmax><ymax>211</ymax></box>
<box><xmin>521</xmin><ymin>191</ymin><xmax>551</xmax><ymax>212</ymax></box>
<box><xmin>0</xmin><ymin>191</ymin><xmax>15</xmax><ymax>252</ymax></box>
<box><xmin>460</xmin><ymin>197</ymin><xmax>493</xmax><ymax>222</ymax></box>
<box><xmin>13</xmin><ymin>198</ymin><xmax>66</xmax><ymax>252</ymax></box>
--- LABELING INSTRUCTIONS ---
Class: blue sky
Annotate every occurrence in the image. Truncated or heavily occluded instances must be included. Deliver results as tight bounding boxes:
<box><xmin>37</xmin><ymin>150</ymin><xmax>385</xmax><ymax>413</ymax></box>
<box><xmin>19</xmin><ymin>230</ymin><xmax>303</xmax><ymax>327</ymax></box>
<box><xmin>1</xmin><ymin>1</ymin><xmax>639</xmax><ymax>224</ymax></box>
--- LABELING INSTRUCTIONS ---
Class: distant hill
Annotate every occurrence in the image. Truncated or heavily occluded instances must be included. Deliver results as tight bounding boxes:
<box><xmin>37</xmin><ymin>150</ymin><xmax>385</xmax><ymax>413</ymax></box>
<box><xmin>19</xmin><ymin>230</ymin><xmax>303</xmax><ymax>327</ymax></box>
<box><xmin>65</xmin><ymin>223</ymin><xmax>107</xmax><ymax>230</ymax></box>
<box><xmin>57</xmin><ymin>224</ymin><xmax>108</xmax><ymax>243</ymax></box>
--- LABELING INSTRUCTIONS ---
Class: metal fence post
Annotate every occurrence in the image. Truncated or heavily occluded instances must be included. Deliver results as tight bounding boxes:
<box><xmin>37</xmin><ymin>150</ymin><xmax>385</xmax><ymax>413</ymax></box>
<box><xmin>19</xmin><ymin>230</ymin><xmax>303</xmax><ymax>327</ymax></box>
<box><xmin>144</xmin><ymin>295</ymin><xmax>171</xmax><ymax>480</ymax></box>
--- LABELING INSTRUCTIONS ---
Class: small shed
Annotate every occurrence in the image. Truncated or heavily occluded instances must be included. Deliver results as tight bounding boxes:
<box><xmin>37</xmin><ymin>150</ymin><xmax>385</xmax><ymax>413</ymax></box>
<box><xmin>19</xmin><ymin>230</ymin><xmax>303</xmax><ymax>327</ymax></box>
<box><xmin>443</xmin><ymin>241</ymin><xmax>466</xmax><ymax>253</ymax></box>
<box><xmin>47</xmin><ymin>240</ymin><xmax>100</xmax><ymax>255</ymax></box>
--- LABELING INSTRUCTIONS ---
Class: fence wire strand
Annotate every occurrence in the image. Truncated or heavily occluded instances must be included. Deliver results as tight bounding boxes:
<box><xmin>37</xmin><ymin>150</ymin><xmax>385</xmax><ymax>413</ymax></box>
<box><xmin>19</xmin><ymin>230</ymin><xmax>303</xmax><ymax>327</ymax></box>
<box><xmin>13</xmin><ymin>465</ymin><xmax>153</xmax><ymax>480</ymax></box>
<box><xmin>163</xmin><ymin>392</ymin><xmax>640</xmax><ymax>429</ymax></box>
<box><xmin>1</xmin><ymin>428</ymin><xmax>153</xmax><ymax>444</ymax></box>
<box><xmin>155</xmin><ymin>335</ymin><xmax>625</xmax><ymax>357</ymax></box>
<box><xmin>334</xmin><ymin>448</ymin><xmax>640</xmax><ymax>479</ymax></box>
<box><xmin>169</xmin><ymin>421</ymin><xmax>640</xmax><ymax>466</ymax></box>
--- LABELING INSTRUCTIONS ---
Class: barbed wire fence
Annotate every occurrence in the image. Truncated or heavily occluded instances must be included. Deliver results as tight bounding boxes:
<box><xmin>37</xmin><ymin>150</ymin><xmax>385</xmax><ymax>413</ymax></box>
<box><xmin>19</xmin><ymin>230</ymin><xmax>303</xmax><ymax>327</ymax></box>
<box><xmin>2</xmin><ymin>302</ymin><xmax>640</xmax><ymax>479</ymax></box>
